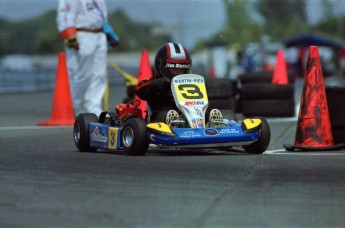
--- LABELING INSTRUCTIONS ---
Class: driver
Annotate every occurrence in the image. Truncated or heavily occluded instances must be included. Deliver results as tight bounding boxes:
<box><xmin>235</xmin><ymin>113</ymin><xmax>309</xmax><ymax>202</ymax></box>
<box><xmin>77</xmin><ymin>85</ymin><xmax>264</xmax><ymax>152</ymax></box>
<box><xmin>136</xmin><ymin>42</ymin><xmax>223</xmax><ymax>125</ymax></box>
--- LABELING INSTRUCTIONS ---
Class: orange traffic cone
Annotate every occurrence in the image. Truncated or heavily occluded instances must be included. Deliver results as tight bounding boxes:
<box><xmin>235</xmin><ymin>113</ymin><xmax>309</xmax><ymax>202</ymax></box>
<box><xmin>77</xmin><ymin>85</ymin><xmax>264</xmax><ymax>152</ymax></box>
<box><xmin>283</xmin><ymin>46</ymin><xmax>342</xmax><ymax>151</ymax></box>
<box><xmin>272</xmin><ymin>50</ymin><xmax>288</xmax><ymax>84</ymax></box>
<box><xmin>134</xmin><ymin>50</ymin><xmax>152</xmax><ymax>119</ymax></box>
<box><xmin>37</xmin><ymin>52</ymin><xmax>75</xmax><ymax>126</ymax></box>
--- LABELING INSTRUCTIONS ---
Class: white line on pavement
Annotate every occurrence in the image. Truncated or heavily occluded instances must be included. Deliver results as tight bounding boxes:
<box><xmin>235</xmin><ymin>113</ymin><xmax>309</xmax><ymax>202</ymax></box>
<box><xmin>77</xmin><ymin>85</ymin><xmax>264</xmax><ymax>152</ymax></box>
<box><xmin>264</xmin><ymin>149</ymin><xmax>345</xmax><ymax>155</ymax></box>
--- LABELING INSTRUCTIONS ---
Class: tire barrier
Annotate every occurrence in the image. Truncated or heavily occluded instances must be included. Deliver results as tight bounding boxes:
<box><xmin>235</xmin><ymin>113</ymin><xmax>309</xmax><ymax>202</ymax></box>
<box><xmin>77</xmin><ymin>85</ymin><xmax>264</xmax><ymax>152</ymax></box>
<box><xmin>206</xmin><ymin>78</ymin><xmax>238</xmax><ymax>99</ymax></box>
<box><xmin>239</xmin><ymin>82</ymin><xmax>295</xmax><ymax>117</ymax></box>
<box><xmin>237</xmin><ymin>70</ymin><xmax>296</xmax><ymax>116</ymax></box>
<box><xmin>220</xmin><ymin>109</ymin><xmax>237</xmax><ymax>121</ymax></box>
<box><xmin>208</xmin><ymin>97</ymin><xmax>233</xmax><ymax>110</ymax></box>
<box><xmin>332</xmin><ymin>126</ymin><xmax>345</xmax><ymax>145</ymax></box>
<box><xmin>242</xmin><ymin>99</ymin><xmax>295</xmax><ymax>117</ymax></box>
<box><xmin>205</xmin><ymin>78</ymin><xmax>238</xmax><ymax>112</ymax></box>
<box><xmin>239</xmin><ymin>71</ymin><xmax>295</xmax><ymax>85</ymax></box>
<box><xmin>241</xmin><ymin>84</ymin><xmax>294</xmax><ymax>100</ymax></box>
<box><xmin>326</xmin><ymin>86</ymin><xmax>345</xmax><ymax>144</ymax></box>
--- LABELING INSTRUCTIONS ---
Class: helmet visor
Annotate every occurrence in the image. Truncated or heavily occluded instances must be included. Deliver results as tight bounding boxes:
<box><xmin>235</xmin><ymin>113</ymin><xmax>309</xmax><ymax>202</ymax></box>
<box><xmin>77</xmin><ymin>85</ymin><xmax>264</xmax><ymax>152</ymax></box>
<box><xmin>162</xmin><ymin>67</ymin><xmax>189</xmax><ymax>79</ymax></box>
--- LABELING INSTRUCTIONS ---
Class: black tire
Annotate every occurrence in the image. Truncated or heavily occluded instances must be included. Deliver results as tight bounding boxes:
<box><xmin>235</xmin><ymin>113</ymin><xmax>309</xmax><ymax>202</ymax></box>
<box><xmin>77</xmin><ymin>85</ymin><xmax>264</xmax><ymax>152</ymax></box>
<box><xmin>241</xmin><ymin>99</ymin><xmax>295</xmax><ymax>117</ymax></box>
<box><xmin>220</xmin><ymin>109</ymin><xmax>237</xmax><ymax>121</ymax></box>
<box><xmin>326</xmin><ymin>86</ymin><xmax>345</xmax><ymax>126</ymax></box>
<box><xmin>243</xmin><ymin>117</ymin><xmax>271</xmax><ymax>154</ymax></box>
<box><xmin>239</xmin><ymin>71</ymin><xmax>295</xmax><ymax>84</ymax></box>
<box><xmin>121</xmin><ymin>118</ymin><xmax>149</xmax><ymax>156</ymax></box>
<box><xmin>241</xmin><ymin>84</ymin><xmax>294</xmax><ymax>100</ymax></box>
<box><xmin>233</xmin><ymin>95</ymin><xmax>242</xmax><ymax>113</ymax></box>
<box><xmin>239</xmin><ymin>71</ymin><xmax>273</xmax><ymax>84</ymax></box>
<box><xmin>208</xmin><ymin>97</ymin><xmax>234</xmax><ymax>109</ymax></box>
<box><xmin>206</xmin><ymin>78</ymin><xmax>238</xmax><ymax>99</ymax></box>
<box><xmin>332</xmin><ymin>125</ymin><xmax>345</xmax><ymax>144</ymax></box>
<box><xmin>73</xmin><ymin>113</ymin><xmax>98</xmax><ymax>152</ymax></box>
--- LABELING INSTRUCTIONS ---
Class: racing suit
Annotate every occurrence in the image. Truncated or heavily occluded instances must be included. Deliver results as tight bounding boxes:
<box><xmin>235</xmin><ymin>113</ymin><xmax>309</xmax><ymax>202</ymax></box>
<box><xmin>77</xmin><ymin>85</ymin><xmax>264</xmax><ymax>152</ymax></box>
<box><xmin>136</xmin><ymin>77</ymin><xmax>177</xmax><ymax>122</ymax></box>
<box><xmin>136</xmin><ymin>76</ymin><xmax>217</xmax><ymax>124</ymax></box>
<box><xmin>57</xmin><ymin>0</ymin><xmax>108</xmax><ymax>116</ymax></box>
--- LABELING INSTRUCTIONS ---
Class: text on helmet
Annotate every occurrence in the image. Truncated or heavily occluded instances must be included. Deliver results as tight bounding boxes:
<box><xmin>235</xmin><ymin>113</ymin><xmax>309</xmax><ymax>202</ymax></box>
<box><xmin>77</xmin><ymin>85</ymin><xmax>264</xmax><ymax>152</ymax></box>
<box><xmin>165</xmin><ymin>63</ymin><xmax>190</xmax><ymax>68</ymax></box>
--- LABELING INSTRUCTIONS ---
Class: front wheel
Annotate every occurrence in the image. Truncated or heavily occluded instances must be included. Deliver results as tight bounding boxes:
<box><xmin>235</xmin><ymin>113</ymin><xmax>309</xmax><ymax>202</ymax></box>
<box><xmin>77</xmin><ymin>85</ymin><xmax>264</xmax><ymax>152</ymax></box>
<box><xmin>121</xmin><ymin>118</ymin><xmax>149</xmax><ymax>156</ymax></box>
<box><xmin>243</xmin><ymin>117</ymin><xmax>271</xmax><ymax>154</ymax></box>
<box><xmin>73</xmin><ymin>113</ymin><xmax>98</xmax><ymax>152</ymax></box>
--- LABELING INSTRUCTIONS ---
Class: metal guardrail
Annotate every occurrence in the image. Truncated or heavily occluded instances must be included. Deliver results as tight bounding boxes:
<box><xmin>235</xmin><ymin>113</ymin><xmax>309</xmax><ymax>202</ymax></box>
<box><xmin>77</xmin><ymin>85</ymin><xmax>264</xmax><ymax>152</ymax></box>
<box><xmin>0</xmin><ymin>66</ymin><xmax>137</xmax><ymax>94</ymax></box>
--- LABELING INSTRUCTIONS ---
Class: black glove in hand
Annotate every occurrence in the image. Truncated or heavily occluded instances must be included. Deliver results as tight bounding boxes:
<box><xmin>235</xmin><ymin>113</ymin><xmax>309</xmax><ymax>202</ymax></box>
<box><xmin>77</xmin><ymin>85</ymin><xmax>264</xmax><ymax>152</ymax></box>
<box><xmin>65</xmin><ymin>37</ymin><xmax>79</xmax><ymax>50</ymax></box>
<box><xmin>152</xmin><ymin>77</ymin><xmax>170</xmax><ymax>91</ymax></box>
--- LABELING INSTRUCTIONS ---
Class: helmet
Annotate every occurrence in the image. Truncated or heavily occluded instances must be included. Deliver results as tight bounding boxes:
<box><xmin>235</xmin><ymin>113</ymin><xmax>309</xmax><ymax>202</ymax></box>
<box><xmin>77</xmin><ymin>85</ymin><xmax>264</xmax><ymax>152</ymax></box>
<box><xmin>154</xmin><ymin>42</ymin><xmax>192</xmax><ymax>80</ymax></box>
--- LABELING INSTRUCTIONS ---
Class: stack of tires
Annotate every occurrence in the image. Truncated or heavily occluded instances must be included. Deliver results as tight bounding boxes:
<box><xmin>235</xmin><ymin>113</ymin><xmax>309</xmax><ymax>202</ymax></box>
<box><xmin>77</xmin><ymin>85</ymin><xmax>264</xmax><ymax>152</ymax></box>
<box><xmin>205</xmin><ymin>78</ymin><xmax>238</xmax><ymax>110</ymax></box>
<box><xmin>326</xmin><ymin>86</ymin><xmax>345</xmax><ymax>144</ymax></box>
<box><xmin>239</xmin><ymin>71</ymin><xmax>295</xmax><ymax>117</ymax></box>
<box><xmin>204</xmin><ymin>78</ymin><xmax>238</xmax><ymax>120</ymax></box>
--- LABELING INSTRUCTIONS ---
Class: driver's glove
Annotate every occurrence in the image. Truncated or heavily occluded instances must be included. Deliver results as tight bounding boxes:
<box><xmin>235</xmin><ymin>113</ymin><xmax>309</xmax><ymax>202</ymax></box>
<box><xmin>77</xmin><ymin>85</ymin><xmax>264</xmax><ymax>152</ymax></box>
<box><xmin>152</xmin><ymin>77</ymin><xmax>170</xmax><ymax>91</ymax></box>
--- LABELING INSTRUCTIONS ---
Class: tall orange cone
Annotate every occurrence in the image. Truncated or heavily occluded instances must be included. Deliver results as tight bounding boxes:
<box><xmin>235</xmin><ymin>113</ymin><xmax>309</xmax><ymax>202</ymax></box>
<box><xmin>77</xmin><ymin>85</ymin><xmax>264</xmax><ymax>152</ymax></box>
<box><xmin>272</xmin><ymin>50</ymin><xmax>289</xmax><ymax>84</ymax></box>
<box><xmin>37</xmin><ymin>52</ymin><xmax>75</xmax><ymax>126</ymax></box>
<box><xmin>134</xmin><ymin>50</ymin><xmax>152</xmax><ymax>119</ymax></box>
<box><xmin>284</xmin><ymin>46</ymin><xmax>342</xmax><ymax>151</ymax></box>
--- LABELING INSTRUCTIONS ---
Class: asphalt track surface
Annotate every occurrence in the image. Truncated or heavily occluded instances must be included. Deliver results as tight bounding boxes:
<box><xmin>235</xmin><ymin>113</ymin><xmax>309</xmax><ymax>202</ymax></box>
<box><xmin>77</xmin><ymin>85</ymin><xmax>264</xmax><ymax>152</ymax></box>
<box><xmin>1</xmin><ymin>85</ymin><xmax>345</xmax><ymax>227</ymax></box>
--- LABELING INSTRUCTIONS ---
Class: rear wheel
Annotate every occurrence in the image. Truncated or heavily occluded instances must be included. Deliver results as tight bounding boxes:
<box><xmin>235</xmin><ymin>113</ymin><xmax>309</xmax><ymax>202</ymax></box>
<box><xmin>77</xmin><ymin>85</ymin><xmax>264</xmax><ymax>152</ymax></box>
<box><xmin>74</xmin><ymin>113</ymin><xmax>98</xmax><ymax>152</ymax></box>
<box><xmin>121</xmin><ymin>118</ymin><xmax>149</xmax><ymax>156</ymax></box>
<box><xmin>243</xmin><ymin>117</ymin><xmax>271</xmax><ymax>154</ymax></box>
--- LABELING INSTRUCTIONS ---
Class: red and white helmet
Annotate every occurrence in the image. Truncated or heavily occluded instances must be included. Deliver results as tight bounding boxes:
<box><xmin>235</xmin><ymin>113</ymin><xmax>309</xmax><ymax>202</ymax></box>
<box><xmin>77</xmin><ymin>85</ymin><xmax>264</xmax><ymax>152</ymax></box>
<box><xmin>154</xmin><ymin>42</ymin><xmax>192</xmax><ymax>80</ymax></box>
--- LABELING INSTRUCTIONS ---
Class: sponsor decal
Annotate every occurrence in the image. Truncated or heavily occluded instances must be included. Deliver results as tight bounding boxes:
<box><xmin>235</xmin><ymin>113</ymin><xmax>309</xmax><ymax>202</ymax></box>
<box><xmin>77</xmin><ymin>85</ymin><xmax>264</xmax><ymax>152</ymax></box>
<box><xmin>180</xmin><ymin>131</ymin><xmax>202</xmax><ymax>138</ymax></box>
<box><xmin>192</xmin><ymin>118</ymin><xmax>205</xmax><ymax>128</ymax></box>
<box><xmin>91</xmin><ymin>127</ymin><xmax>107</xmax><ymax>142</ymax></box>
<box><xmin>150</xmin><ymin>134</ymin><xmax>155</xmax><ymax>141</ymax></box>
<box><xmin>173</xmin><ymin>78</ymin><xmax>204</xmax><ymax>84</ymax></box>
<box><xmin>219</xmin><ymin>128</ymin><xmax>240</xmax><ymax>134</ymax></box>
<box><xmin>165</xmin><ymin>63</ymin><xmax>191</xmax><ymax>69</ymax></box>
<box><xmin>205</xmin><ymin>129</ymin><xmax>219</xmax><ymax>136</ymax></box>
<box><xmin>184</xmin><ymin>101</ymin><xmax>205</xmax><ymax>106</ymax></box>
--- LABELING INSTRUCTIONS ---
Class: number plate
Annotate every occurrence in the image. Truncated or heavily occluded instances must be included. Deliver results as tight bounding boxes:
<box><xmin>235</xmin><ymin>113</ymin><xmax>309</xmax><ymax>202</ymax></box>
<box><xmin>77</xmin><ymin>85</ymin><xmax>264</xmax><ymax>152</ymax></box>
<box><xmin>171</xmin><ymin>74</ymin><xmax>208</xmax><ymax>128</ymax></box>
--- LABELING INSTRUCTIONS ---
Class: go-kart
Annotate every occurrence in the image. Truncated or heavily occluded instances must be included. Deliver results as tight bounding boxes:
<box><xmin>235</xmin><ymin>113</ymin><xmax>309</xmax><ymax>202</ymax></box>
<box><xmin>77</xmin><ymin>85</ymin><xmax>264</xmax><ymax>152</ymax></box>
<box><xmin>73</xmin><ymin>74</ymin><xmax>271</xmax><ymax>155</ymax></box>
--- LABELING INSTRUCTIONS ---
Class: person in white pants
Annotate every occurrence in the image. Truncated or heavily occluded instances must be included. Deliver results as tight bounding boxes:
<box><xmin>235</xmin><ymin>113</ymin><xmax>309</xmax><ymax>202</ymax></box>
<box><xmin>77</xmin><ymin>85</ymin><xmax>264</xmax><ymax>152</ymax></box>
<box><xmin>56</xmin><ymin>0</ymin><xmax>108</xmax><ymax>117</ymax></box>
